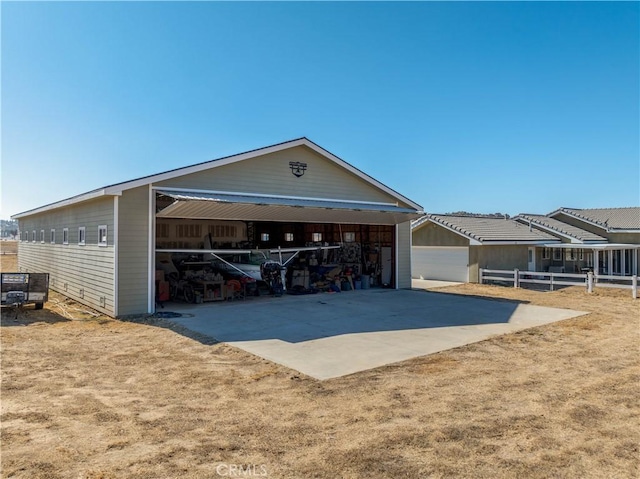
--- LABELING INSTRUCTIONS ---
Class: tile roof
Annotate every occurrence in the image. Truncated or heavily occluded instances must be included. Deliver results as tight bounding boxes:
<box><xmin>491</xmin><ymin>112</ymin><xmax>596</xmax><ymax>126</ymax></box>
<box><xmin>416</xmin><ymin>215</ymin><xmax>560</xmax><ymax>243</ymax></box>
<box><xmin>516</xmin><ymin>214</ymin><xmax>607</xmax><ymax>242</ymax></box>
<box><xmin>555</xmin><ymin>207</ymin><xmax>640</xmax><ymax>231</ymax></box>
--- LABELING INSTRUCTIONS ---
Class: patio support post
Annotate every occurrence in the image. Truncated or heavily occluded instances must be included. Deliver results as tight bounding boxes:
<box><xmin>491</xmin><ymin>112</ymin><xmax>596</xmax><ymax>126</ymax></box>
<box><xmin>633</xmin><ymin>276</ymin><xmax>637</xmax><ymax>300</ymax></box>
<box><xmin>594</xmin><ymin>250</ymin><xmax>599</xmax><ymax>276</ymax></box>
<box><xmin>608</xmin><ymin>250</ymin><xmax>613</xmax><ymax>276</ymax></box>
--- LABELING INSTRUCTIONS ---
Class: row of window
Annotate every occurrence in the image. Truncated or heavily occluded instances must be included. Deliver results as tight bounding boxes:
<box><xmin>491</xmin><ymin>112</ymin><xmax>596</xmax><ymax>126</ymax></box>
<box><xmin>259</xmin><ymin>232</ymin><xmax>356</xmax><ymax>243</ymax></box>
<box><xmin>541</xmin><ymin>247</ymin><xmax>592</xmax><ymax>263</ymax></box>
<box><xmin>20</xmin><ymin>225</ymin><xmax>108</xmax><ymax>247</ymax></box>
<box><xmin>259</xmin><ymin>232</ymin><xmax>323</xmax><ymax>242</ymax></box>
<box><xmin>157</xmin><ymin>223</ymin><xmax>242</xmax><ymax>240</ymax></box>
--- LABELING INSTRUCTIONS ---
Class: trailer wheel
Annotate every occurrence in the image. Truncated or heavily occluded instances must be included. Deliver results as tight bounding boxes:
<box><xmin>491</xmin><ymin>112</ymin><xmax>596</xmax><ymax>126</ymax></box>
<box><xmin>34</xmin><ymin>302</ymin><xmax>44</xmax><ymax>310</ymax></box>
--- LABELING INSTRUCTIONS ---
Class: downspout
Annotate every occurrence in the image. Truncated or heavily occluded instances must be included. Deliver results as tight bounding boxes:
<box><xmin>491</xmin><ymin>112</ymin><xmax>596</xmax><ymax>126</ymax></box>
<box><xmin>148</xmin><ymin>185</ymin><xmax>156</xmax><ymax>314</ymax></box>
<box><xmin>395</xmin><ymin>224</ymin><xmax>399</xmax><ymax>289</ymax></box>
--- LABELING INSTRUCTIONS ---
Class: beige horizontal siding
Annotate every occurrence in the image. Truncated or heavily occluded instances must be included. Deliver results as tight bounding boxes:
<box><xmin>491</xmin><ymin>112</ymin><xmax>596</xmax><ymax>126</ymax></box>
<box><xmin>156</xmin><ymin>145</ymin><xmax>409</xmax><ymax>207</ymax></box>
<box><xmin>18</xmin><ymin>197</ymin><xmax>114</xmax><ymax>246</ymax></box>
<box><xmin>412</xmin><ymin>221</ymin><xmax>470</xmax><ymax>247</ymax></box>
<box><xmin>16</xmin><ymin>196</ymin><xmax>116</xmax><ymax>316</ymax></box>
<box><xmin>18</xmin><ymin>243</ymin><xmax>115</xmax><ymax>316</ymax></box>
<box><xmin>397</xmin><ymin>221</ymin><xmax>412</xmax><ymax>289</ymax></box>
<box><xmin>117</xmin><ymin>186</ymin><xmax>150</xmax><ymax>316</ymax></box>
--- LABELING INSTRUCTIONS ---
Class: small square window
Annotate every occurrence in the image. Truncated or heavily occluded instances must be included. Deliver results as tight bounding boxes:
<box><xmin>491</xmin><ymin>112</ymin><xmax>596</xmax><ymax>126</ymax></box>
<box><xmin>50</xmin><ymin>229</ymin><xmax>56</xmax><ymax>244</ymax></box>
<box><xmin>260</xmin><ymin>233</ymin><xmax>270</xmax><ymax>242</ymax></box>
<box><xmin>32</xmin><ymin>230</ymin><xmax>36</xmax><ymax>243</ymax></box>
<box><xmin>284</xmin><ymin>233</ymin><xmax>294</xmax><ymax>242</ymax></box>
<box><xmin>344</xmin><ymin>232</ymin><xmax>355</xmax><ymax>243</ymax></box>
<box><xmin>78</xmin><ymin>227</ymin><xmax>86</xmax><ymax>246</ymax></box>
<box><xmin>40</xmin><ymin>230</ymin><xmax>45</xmax><ymax>243</ymax></box>
<box><xmin>98</xmin><ymin>225</ymin><xmax>108</xmax><ymax>246</ymax></box>
<box><xmin>312</xmin><ymin>232</ymin><xmax>322</xmax><ymax>242</ymax></box>
<box><xmin>553</xmin><ymin>249</ymin><xmax>562</xmax><ymax>261</ymax></box>
<box><xmin>63</xmin><ymin>228</ymin><xmax>69</xmax><ymax>245</ymax></box>
<box><xmin>542</xmin><ymin>247</ymin><xmax>550</xmax><ymax>260</ymax></box>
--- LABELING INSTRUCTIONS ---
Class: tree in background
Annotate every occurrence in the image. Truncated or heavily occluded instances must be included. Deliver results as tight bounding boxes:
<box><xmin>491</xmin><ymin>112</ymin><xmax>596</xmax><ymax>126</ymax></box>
<box><xmin>445</xmin><ymin>212</ymin><xmax>510</xmax><ymax>219</ymax></box>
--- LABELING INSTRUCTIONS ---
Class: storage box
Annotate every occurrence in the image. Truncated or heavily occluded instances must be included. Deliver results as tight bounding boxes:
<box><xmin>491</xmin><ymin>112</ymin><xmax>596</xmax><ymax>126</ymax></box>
<box><xmin>157</xmin><ymin>281</ymin><xmax>170</xmax><ymax>301</ymax></box>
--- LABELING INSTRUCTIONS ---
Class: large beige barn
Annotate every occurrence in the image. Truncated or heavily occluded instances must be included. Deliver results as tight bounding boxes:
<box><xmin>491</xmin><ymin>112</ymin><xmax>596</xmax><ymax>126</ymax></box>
<box><xmin>14</xmin><ymin>138</ymin><xmax>423</xmax><ymax>317</ymax></box>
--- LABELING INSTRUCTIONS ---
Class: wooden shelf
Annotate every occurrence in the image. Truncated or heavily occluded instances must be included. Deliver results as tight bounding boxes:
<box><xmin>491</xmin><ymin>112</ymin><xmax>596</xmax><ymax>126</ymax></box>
<box><xmin>193</xmin><ymin>280</ymin><xmax>225</xmax><ymax>302</ymax></box>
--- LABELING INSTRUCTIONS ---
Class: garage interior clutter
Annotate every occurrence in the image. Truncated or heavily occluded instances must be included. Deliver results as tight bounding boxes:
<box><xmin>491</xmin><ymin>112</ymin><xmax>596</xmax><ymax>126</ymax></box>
<box><xmin>154</xmin><ymin>215</ymin><xmax>396</xmax><ymax>305</ymax></box>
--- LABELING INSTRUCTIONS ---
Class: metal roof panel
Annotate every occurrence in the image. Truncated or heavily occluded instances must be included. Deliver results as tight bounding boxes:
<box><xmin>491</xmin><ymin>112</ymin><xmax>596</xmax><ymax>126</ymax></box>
<box><xmin>156</xmin><ymin>190</ymin><xmax>422</xmax><ymax>225</ymax></box>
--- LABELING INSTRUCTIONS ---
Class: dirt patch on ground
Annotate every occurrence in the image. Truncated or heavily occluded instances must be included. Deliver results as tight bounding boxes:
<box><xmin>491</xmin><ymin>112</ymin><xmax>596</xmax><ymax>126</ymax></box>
<box><xmin>1</xmin><ymin>247</ymin><xmax>638</xmax><ymax>478</ymax></box>
<box><xmin>0</xmin><ymin>241</ymin><xmax>18</xmax><ymax>256</ymax></box>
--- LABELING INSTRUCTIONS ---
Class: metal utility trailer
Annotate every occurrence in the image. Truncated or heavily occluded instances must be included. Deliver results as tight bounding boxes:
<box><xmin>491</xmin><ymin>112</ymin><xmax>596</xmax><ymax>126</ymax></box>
<box><xmin>1</xmin><ymin>273</ymin><xmax>49</xmax><ymax>310</ymax></box>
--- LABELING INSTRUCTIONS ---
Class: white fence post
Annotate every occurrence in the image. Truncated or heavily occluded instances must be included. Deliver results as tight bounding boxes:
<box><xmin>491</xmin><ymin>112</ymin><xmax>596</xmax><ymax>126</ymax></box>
<box><xmin>587</xmin><ymin>272</ymin><xmax>594</xmax><ymax>293</ymax></box>
<box><xmin>514</xmin><ymin>269</ymin><xmax>519</xmax><ymax>288</ymax></box>
<box><xmin>479</xmin><ymin>268</ymin><xmax>483</xmax><ymax>284</ymax></box>
<box><xmin>550</xmin><ymin>273</ymin><xmax>554</xmax><ymax>292</ymax></box>
<box><xmin>633</xmin><ymin>276</ymin><xmax>637</xmax><ymax>300</ymax></box>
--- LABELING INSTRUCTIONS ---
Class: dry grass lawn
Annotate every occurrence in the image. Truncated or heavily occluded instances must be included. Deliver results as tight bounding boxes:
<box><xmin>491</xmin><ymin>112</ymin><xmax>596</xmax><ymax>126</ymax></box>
<box><xmin>1</xmin><ymin>243</ymin><xmax>639</xmax><ymax>478</ymax></box>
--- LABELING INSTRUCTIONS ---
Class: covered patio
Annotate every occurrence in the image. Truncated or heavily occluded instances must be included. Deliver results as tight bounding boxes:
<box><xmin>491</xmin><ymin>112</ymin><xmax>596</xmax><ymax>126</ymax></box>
<box><xmin>538</xmin><ymin>243</ymin><xmax>639</xmax><ymax>276</ymax></box>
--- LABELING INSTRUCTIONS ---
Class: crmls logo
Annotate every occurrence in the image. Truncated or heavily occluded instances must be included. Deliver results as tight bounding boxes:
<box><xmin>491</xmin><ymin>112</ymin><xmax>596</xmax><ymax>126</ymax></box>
<box><xmin>215</xmin><ymin>463</ymin><xmax>268</xmax><ymax>477</ymax></box>
<box><xmin>289</xmin><ymin>161</ymin><xmax>307</xmax><ymax>177</ymax></box>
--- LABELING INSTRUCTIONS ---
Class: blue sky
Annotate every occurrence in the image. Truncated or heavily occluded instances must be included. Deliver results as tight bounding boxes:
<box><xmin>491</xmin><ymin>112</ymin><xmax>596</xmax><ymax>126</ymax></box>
<box><xmin>2</xmin><ymin>1</ymin><xmax>638</xmax><ymax>219</ymax></box>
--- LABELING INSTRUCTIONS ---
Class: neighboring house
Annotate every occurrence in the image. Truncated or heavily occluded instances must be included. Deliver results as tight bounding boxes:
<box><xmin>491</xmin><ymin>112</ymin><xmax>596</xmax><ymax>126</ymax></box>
<box><xmin>515</xmin><ymin>207</ymin><xmax>640</xmax><ymax>276</ymax></box>
<box><xmin>13</xmin><ymin>138</ymin><xmax>423</xmax><ymax>317</ymax></box>
<box><xmin>411</xmin><ymin>215</ymin><xmax>560</xmax><ymax>282</ymax></box>
<box><xmin>412</xmin><ymin>207</ymin><xmax>640</xmax><ymax>283</ymax></box>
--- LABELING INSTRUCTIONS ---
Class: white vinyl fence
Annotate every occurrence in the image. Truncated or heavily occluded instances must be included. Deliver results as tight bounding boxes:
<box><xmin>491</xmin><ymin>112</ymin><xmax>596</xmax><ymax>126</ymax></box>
<box><xmin>479</xmin><ymin>268</ymin><xmax>638</xmax><ymax>299</ymax></box>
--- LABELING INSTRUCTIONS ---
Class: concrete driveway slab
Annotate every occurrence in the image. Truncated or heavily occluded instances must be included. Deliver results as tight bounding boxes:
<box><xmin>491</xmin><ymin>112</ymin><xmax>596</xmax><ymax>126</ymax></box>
<box><xmin>412</xmin><ymin>279</ymin><xmax>463</xmax><ymax>289</ymax></box>
<box><xmin>168</xmin><ymin>289</ymin><xmax>587</xmax><ymax>380</ymax></box>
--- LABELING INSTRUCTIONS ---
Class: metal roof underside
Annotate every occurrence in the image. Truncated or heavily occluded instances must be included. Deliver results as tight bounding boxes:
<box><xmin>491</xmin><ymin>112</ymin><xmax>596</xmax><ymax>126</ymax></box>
<box><xmin>156</xmin><ymin>191</ymin><xmax>422</xmax><ymax>225</ymax></box>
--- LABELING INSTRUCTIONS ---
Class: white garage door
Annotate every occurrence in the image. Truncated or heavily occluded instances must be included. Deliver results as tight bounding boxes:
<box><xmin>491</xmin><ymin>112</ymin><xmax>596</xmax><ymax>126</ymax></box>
<box><xmin>412</xmin><ymin>246</ymin><xmax>469</xmax><ymax>282</ymax></box>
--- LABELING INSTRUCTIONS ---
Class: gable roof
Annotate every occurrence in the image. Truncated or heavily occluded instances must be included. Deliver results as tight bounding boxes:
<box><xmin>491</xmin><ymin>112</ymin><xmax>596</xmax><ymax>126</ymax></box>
<box><xmin>14</xmin><ymin>137</ymin><xmax>422</xmax><ymax>218</ymax></box>
<box><xmin>413</xmin><ymin>214</ymin><xmax>560</xmax><ymax>245</ymax></box>
<box><xmin>550</xmin><ymin>207</ymin><xmax>640</xmax><ymax>232</ymax></box>
<box><xmin>515</xmin><ymin>214</ymin><xmax>607</xmax><ymax>243</ymax></box>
